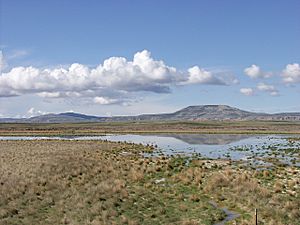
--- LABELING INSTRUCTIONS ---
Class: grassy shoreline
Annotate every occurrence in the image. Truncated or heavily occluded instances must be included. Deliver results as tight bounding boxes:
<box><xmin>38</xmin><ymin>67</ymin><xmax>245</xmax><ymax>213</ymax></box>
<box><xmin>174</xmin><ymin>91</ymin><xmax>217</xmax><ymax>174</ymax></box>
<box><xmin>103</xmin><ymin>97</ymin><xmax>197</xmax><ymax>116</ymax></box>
<box><xmin>0</xmin><ymin>139</ymin><xmax>299</xmax><ymax>224</ymax></box>
<box><xmin>1</xmin><ymin>131</ymin><xmax>300</xmax><ymax>137</ymax></box>
<box><xmin>1</xmin><ymin>120</ymin><xmax>300</xmax><ymax>136</ymax></box>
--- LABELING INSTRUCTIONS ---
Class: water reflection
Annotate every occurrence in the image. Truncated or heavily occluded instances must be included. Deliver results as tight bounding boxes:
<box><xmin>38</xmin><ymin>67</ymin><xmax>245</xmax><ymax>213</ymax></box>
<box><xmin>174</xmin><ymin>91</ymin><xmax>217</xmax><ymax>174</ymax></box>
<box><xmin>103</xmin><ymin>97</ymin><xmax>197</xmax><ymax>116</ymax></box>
<box><xmin>154</xmin><ymin>134</ymin><xmax>251</xmax><ymax>145</ymax></box>
<box><xmin>0</xmin><ymin>134</ymin><xmax>299</xmax><ymax>166</ymax></box>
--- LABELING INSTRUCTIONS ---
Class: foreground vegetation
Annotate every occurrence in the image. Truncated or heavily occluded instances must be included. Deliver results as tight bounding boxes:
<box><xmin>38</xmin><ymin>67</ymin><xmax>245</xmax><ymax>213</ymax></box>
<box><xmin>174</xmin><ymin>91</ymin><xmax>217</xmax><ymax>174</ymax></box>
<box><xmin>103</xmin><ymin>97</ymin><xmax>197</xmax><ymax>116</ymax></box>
<box><xmin>1</xmin><ymin>120</ymin><xmax>300</xmax><ymax>136</ymax></box>
<box><xmin>0</xmin><ymin>140</ymin><xmax>299</xmax><ymax>224</ymax></box>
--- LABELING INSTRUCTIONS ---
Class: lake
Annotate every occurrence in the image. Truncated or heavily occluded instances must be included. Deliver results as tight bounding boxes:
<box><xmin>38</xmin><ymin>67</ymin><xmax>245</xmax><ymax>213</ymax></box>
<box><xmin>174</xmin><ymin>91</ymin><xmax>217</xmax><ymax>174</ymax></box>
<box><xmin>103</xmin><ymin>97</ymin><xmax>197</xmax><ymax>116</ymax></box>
<box><xmin>1</xmin><ymin>134</ymin><xmax>299</xmax><ymax>166</ymax></box>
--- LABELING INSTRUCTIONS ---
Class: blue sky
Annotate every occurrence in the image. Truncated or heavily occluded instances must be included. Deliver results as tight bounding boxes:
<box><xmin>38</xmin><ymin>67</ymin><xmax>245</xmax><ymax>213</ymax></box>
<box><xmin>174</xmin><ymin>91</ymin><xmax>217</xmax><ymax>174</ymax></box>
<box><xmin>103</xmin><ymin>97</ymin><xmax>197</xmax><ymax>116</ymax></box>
<box><xmin>0</xmin><ymin>0</ymin><xmax>300</xmax><ymax>117</ymax></box>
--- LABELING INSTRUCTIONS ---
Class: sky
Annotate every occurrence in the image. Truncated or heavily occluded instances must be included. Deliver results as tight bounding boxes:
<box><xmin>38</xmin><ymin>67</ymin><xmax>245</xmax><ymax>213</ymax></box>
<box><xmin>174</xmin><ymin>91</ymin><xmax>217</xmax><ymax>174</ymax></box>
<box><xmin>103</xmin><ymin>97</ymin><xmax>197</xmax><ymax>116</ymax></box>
<box><xmin>0</xmin><ymin>0</ymin><xmax>300</xmax><ymax>118</ymax></box>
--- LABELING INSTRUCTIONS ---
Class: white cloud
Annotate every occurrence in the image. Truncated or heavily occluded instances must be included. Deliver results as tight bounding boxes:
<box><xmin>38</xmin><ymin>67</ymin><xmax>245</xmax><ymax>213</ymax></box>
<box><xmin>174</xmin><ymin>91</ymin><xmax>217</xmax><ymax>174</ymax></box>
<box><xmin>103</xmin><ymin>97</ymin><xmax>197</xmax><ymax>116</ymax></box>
<box><xmin>27</xmin><ymin>107</ymin><xmax>35</xmax><ymax>115</ymax></box>
<box><xmin>244</xmin><ymin>65</ymin><xmax>260</xmax><ymax>78</ymax></box>
<box><xmin>93</xmin><ymin>97</ymin><xmax>118</xmax><ymax>105</ymax></box>
<box><xmin>257</xmin><ymin>82</ymin><xmax>279</xmax><ymax>96</ymax></box>
<box><xmin>27</xmin><ymin>107</ymin><xmax>47</xmax><ymax>117</ymax></box>
<box><xmin>244</xmin><ymin>64</ymin><xmax>271</xmax><ymax>79</ymax></box>
<box><xmin>282</xmin><ymin>63</ymin><xmax>300</xmax><ymax>83</ymax></box>
<box><xmin>37</xmin><ymin>91</ymin><xmax>82</xmax><ymax>98</ymax></box>
<box><xmin>0</xmin><ymin>50</ymin><xmax>238</xmax><ymax>104</ymax></box>
<box><xmin>240</xmin><ymin>88</ymin><xmax>254</xmax><ymax>96</ymax></box>
<box><xmin>0</xmin><ymin>88</ymin><xmax>18</xmax><ymax>97</ymax></box>
<box><xmin>184</xmin><ymin>66</ymin><xmax>227</xmax><ymax>85</ymax></box>
<box><xmin>257</xmin><ymin>83</ymin><xmax>276</xmax><ymax>92</ymax></box>
<box><xmin>37</xmin><ymin>92</ymin><xmax>61</xmax><ymax>98</ymax></box>
<box><xmin>240</xmin><ymin>83</ymin><xmax>279</xmax><ymax>97</ymax></box>
<box><xmin>270</xmin><ymin>91</ymin><xmax>279</xmax><ymax>96</ymax></box>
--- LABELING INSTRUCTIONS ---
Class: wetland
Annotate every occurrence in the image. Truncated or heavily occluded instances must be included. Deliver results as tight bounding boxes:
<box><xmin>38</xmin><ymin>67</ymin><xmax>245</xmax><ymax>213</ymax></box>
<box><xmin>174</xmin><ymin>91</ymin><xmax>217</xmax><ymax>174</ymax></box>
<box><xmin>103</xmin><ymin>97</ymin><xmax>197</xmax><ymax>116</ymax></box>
<box><xmin>0</xmin><ymin>122</ymin><xmax>299</xmax><ymax>224</ymax></box>
<box><xmin>0</xmin><ymin>138</ymin><xmax>299</xmax><ymax>224</ymax></box>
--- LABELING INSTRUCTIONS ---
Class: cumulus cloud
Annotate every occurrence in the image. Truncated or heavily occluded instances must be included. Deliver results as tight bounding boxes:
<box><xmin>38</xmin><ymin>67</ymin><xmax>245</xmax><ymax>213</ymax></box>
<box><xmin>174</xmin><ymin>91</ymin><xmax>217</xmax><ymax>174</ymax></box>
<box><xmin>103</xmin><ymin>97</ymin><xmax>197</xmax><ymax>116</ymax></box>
<box><xmin>257</xmin><ymin>83</ymin><xmax>279</xmax><ymax>96</ymax></box>
<box><xmin>185</xmin><ymin>66</ymin><xmax>221</xmax><ymax>84</ymax></box>
<box><xmin>282</xmin><ymin>63</ymin><xmax>300</xmax><ymax>83</ymax></box>
<box><xmin>183</xmin><ymin>66</ymin><xmax>230</xmax><ymax>85</ymax></box>
<box><xmin>257</xmin><ymin>83</ymin><xmax>276</xmax><ymax>91</ymax></box>
<box><xmin>269</xmin><ymin>91</ymin><xmax>279</xmax><ymax>96</ymax></box>
<box><xmin>183</xmin><ymin>66</ymin><xmax>239</xmax><ymax>86</ymax></box>
<box><xmin>0</xmin><ymin>50</ymin><xmax>238</xmax><ymax>104</ymax></box>
<box><xmin>27</xmin><ymin>107</ymin><xmax>47</xmax><ymax>117</ymax></box>
<box><xmin>0</xmin><ymin>88</ymin><xmax>18</xmax><ymax>97</ymax></box>
<box><xmin>244</xmin><ymin>64</ymin><xmax>271</xmax><ymax>79</ymax></box>
<box><xmin>37</xmin><ymin>92</ymin><xmax>62</xmax><ymax>98</ymax></box>
<box><xmin>240</xmin><ymin>88</ymin><xmax>254</xmax><ymax>96</ymax></box>
<box><xmin>240</xmin><ymin>83</ymin><xmax>279</xmax><ymax>97</ymax></box>
<box><xmin>93</xmin><ymin>97</ymin><xmax>118</xmax><ymax>105</ymax></box>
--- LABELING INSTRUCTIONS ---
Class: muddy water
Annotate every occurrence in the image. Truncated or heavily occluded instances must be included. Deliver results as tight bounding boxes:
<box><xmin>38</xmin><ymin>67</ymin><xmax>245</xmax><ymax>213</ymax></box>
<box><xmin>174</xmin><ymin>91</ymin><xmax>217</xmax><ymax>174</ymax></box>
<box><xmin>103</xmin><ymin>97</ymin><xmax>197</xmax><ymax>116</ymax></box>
<box><xmin>209</xmin><ymin>201</ymin><xmax>240</xmax><ymax>225</ymax></box>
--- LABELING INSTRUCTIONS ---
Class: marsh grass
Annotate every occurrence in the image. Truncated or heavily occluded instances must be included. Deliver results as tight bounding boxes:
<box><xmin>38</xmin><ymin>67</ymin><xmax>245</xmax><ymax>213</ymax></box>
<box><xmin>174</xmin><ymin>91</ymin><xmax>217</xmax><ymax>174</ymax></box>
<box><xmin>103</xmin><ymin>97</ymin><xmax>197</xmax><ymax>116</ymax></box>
<box><xmin>0</xmin><ymin>140</ymin><xmax>299</xmax><ymax>225</ymax></box>
<box><xmin>203</xmin><ymin>167</ymin><xmax>300</xmax><ymax>225</ymax></box>
<box><xmin>1</xmin><ymin>120</ymin><xmax>300</xmax><ymax>136</ymax></box>
<box><xmin>0</xmin><ymin>140</ymin><xmax>224</xmax><ymax>225</ymax></box>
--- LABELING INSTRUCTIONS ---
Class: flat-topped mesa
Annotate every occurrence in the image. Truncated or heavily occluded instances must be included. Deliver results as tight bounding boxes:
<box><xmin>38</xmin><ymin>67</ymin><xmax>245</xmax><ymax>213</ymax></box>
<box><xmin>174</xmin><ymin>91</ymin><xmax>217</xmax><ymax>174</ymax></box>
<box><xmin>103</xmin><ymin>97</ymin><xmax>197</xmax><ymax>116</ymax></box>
<box><xmin>171</xmin><ymin>105</ymin><xmax>261</xmax><ymax>120</ymax></box>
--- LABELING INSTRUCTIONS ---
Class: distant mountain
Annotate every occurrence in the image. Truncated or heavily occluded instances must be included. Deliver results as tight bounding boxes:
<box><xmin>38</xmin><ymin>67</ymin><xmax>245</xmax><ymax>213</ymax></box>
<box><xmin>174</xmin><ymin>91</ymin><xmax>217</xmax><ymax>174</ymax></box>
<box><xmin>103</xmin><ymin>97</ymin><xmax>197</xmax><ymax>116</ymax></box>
<box><xmin>25</xmin><ymin>112</ymin><xmax>104</xmax><ymax>123</ymax></box>
<box><xmin>0</xmin><ymin>112</ymin><xmax>103</xmax><ymax>123</ymax></box>
<box><xmin>1</xmin><ymin>105</ymin><xmax>300</xmax><ymax>123</ymax></box>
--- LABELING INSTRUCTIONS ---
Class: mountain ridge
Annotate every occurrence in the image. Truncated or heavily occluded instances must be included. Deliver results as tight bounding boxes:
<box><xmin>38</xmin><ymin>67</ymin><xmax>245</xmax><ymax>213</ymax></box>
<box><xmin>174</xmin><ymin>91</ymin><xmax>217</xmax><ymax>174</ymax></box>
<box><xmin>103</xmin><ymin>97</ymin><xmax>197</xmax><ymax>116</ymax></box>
<box><xmin>1</xmin><ymin>105</ymin><xmax>300</xmax><ymax>123</ymax></box>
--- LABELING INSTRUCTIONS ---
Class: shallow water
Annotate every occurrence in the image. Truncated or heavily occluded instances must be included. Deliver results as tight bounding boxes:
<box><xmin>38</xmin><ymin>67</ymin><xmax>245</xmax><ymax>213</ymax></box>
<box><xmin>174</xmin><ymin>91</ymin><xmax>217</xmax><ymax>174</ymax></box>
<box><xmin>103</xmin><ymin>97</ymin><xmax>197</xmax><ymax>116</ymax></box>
<box><xmin>1</xmin><ymin>134</ymin><xmax>299</xmax><ymax>166</ymax></box>
<box><xmin>209</xmin><ymin>201</ymin><xmax>240</xmax><ymax>225</ymax></box>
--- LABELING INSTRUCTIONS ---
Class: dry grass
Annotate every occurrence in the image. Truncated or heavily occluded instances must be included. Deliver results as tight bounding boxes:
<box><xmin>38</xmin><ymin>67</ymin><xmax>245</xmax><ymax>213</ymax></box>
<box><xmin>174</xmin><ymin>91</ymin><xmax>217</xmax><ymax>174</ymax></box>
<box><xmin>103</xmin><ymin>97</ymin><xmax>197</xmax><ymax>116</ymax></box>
<box><xmin>1</xmin><ymin>120</ymin><xmax>300</xmax><ymax>136</ymax></box>
<box><xmin>0</xmin><ymin>140</ymin><xmax>133</xmax><ymax>224</ymax></box>
<box><xmin>0</xmin><ymin>140</ymin><xmax>223</xmax><ymax>225</ymax></box>
<box><xmin>0</xmin><ymin>140</ymin><xmax>299</xmax><ymax>225</ymax></box>
<box><xmin>203</xmin><ymin>167</ymin><xmax>300</xmax><ymax>225</ymax></box>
